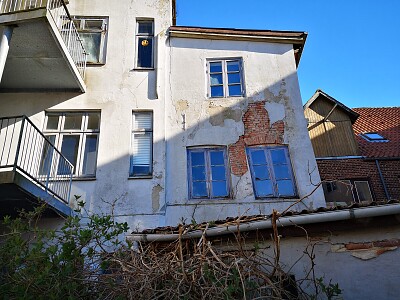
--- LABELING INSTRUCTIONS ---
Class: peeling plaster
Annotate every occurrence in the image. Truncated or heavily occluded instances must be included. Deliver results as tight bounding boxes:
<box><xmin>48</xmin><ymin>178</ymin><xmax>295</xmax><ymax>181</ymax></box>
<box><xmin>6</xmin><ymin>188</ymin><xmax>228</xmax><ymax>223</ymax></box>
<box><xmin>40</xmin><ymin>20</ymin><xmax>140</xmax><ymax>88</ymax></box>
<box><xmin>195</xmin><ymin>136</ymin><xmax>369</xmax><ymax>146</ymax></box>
<box><xmin>152</xmin><ymin>184</ymin><xmax>163</xmax><ymax>212</ymax></box>
<box><xmin>264</xmin><ymin>102</ymin><xmax>285</xmax><ymax>125</ymax></box>
<box><xmin>207</xmin><ymin>106</ymin><xmax>242</xmax><ymax>127</ymax></box>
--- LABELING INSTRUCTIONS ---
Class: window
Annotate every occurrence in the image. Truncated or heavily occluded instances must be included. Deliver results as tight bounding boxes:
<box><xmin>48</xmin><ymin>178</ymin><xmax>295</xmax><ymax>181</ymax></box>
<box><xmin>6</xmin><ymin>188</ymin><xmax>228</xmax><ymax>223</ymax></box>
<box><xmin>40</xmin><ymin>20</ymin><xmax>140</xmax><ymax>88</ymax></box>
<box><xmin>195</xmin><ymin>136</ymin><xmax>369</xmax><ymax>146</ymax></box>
<box><xmin>73</xmin><ymin>17</ymin><xmax>108</xmax><ymax>64</ymax></box>
<box><xmin>130</xmin><ymin>112</ymin><xmax>153</xmax><ymax>177</ymax></box>
<box><xmin>247</xmin><ymin>146</ymin><xmax>296</xmax><ymax>198</ymax></box>
<box><xmin>188</xmin><ymin>148</ymin><xmax>230</xmax><ymax>199</ymax></box>
<box><xmin>322</xmin><ymin>179</ymin><xmax>374</xmax><ymax>205</ymax></box>
<box><xmin>135</xmin><ymin>20</ymin><xmax>154</xmax><ymax>68</ymax></box>
<box><xmin>207</xmin><ymin>59</ymin><xmax>244</xmax><ymax>98</ymax></box>
<box><xmin>43</xmin><ymin>112</ymin><xmax>100</xmax><ymax>177</ymax></box>
<box><xmin>360</xmin><ymin>132</ymin><xmax>388</xmax><ymax>142</ymax></box>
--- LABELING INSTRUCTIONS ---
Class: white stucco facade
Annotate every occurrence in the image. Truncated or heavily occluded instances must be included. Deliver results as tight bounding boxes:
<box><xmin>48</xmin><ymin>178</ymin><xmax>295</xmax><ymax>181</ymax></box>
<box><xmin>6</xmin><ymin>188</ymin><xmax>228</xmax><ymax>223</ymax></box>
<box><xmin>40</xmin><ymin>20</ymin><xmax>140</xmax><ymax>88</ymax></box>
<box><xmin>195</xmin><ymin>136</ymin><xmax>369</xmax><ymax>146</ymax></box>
<box><xmin>0</xmin><ymin>0</ymin><xmax>325</xmax><ymax>229</ymax></box>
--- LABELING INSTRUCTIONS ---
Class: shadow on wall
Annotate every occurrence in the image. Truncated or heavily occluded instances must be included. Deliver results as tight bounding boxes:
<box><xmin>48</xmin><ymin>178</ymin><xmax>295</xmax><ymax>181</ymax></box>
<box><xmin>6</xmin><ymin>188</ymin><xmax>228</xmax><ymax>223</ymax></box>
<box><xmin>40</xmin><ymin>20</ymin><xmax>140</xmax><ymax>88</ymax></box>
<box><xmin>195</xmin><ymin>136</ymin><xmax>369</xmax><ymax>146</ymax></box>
<box><xmin>0</xmin><ymin>53</ymin><xmax>324</xmax><ymax>227</ymax></box>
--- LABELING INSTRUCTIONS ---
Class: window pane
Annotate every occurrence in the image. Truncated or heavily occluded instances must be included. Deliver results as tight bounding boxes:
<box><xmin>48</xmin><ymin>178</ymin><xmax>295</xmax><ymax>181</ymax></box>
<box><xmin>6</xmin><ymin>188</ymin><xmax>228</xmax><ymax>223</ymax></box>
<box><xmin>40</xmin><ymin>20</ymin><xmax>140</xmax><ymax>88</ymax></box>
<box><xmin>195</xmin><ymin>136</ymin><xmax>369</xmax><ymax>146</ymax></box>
<box><xmin>277</xmin><ymin>180</ymin><xmax>295</xmax><ymax>196</ymax></box>
<box><xmin>228</xmin><ymin>85</ymin><xmax>242</xmax><ymax>96</ymax></box>
<box><xmin>81</xmin><ymin>33</ymin><xmax>101</xmax><ymax>64</ymax></box>
<box><xmin>39</xmin><ymin>135</ymin><xmax>56</xmax><ymax>176</ymax></box>
<box><xmin>271</xmin><ymin>149</ymin><xmax>286</xmax><ymax>164</ymax></box>
<box><xmin>212</xmin><ymin>181</ymin><xmax>228</xmax><ymax>197</ymax></box>
<box><xmin>210</xmin><ymin>151</ymin><xmax>224</xmax><ymax>165</ymax></box>
<box><xmin>84</xmin><ymin>20</ymin><xmax>103</xmax><ymax>30</ymax></box>
<box><xmin>355</xmin><ymin>181</ymin><xmax>373</xmax><ymax>202</ymax></box>
<box><xmin>193</xmin><ymin>182</ymin><xmax>207</xmax><ymax>197</ymax></box>
<box><xmin>46</xmin><ymin>115</ymin><xmax>59</xmax><ymax>130</ymax></box>
<box><xmin>210</xmin><ymin>74</ymin><xmax>223</xmax><ymax>85</ymax></box>
<box><xmin>251</xmin><ymin>150</ymin><xmax>267</xmax><ymax>165</ymax></box>
<box><xmin>138</xmin><ymin>21</ymin><xmax>153</xmax><ymax>35</ymax></box>
<box><xmin>210</xmin><ymin>62</ymin><xmax>222</xmax><ymax>73</ymax></box>
<box><xmin>137</xmin><ymin>37</ymin><xmax>153</xmax><ymax>68</ymax></box>
<box><xmin>133</xmin><ymin>113</ymin><xmax>152</xmax><ymax>130</ymax></box>
<box><xmin>82</xmin><ymin>135</ymin><xmax>98</xmax><ymax>175</ymax></box>
<box><xmin>191</xmin><ymin>152</ymin><xmax>205</xmax><ymax>166</ymax></box>
<box><xmin>59</xmin><ymin>135</ymin><xmax>80</xmax><ymax>174</ymax></box>
<box><xmin>64</xmin><ymin>114</ymin><xmax>83</xmax><ymax>130</ymax></box>
<box><xmin>192</xmin><ymin>166</ymin><xmax>206</xmax><ymax>181</ymax></box>
<box><xmin>227</xmin><ymin>61</ymin><xmax>240</xmax><ymax>72</ymax></box>
<box><xmin>274</xmin><ymin>165</ymin><xmax>290</xmax><ymax>180</ymax></box>
<box><xmin>253</xmin><ymin>165</ymin><xmax>269</xmax><ymax>180</ymax></box>
<box><xmin>87</xmin><ymin>113</ymin><xmax>100</xmax><ymax>130</ymax></box>
<box><xmin>228</xmin><ymin>73</ymin><xmax>241</xmax><ymax>84</ymax></box>
<box><xmin>131</xmin><ymin>132</ymin><xmax>151</xmax><ymax>175</ymax></box>
<box><xmin>211</xmin><ymin>166</ymin><xmax>226</xmax><ymax>180</ymax></box>
<box><xmin>211</xmin><ymin>86</ymin><xmax>224</xmax><ymax>97</ymax></box>
<box><xmin>255</xmin><ymin>180</ymin><xmax>273</xmax><ymax>197</ymax></box>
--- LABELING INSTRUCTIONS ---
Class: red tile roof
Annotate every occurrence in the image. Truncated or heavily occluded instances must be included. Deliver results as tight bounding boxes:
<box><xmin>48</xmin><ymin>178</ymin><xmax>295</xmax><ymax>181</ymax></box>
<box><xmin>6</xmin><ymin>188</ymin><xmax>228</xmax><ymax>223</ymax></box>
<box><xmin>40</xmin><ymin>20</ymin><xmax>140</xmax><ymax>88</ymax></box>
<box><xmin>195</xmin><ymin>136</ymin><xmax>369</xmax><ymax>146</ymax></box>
<box><xmin>352</xmin><ymin>107</ymin><xmax>400</xmax><ymax>158</ymax></box>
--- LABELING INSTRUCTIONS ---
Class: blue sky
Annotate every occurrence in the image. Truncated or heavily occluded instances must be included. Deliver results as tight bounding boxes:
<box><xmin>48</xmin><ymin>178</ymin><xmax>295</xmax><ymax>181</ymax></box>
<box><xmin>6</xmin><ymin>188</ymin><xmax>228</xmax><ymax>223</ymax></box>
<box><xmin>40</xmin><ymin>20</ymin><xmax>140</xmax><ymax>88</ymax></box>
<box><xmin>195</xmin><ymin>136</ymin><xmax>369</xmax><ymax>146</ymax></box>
<box><xmin>176</xmin><ymin>1</ymin><xmax>400</xmax><ymax>108</ymax></box>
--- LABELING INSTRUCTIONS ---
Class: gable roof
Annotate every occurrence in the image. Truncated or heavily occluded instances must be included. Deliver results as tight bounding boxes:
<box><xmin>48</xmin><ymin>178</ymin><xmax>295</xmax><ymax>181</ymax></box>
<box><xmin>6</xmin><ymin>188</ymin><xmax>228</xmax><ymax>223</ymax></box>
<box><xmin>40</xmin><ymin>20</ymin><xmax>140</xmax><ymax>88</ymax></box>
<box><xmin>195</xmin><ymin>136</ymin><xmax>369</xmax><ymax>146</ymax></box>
<box><xmin>352</xmin><ymin>107</ymin><xmax>400</xmax><ymax>158</ymax></box>
<box><xmin>168</xmin><ymin>26</ymin><xmax>307</xmax><ymax>66</ymax></box>
<box><xmin>304</xmin><ymin>89</ymin><xmax>360</xmax><ymax>123</ymax></box>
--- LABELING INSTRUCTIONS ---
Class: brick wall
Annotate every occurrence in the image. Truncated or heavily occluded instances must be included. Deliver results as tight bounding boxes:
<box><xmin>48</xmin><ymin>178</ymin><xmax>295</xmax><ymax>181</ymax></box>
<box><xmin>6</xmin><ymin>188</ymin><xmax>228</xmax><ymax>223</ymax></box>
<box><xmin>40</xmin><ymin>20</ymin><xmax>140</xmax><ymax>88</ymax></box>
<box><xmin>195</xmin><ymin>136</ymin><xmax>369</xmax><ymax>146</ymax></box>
<box><xmin>317</xmin><ymin>158</ymin><xmax>400</xmax><ymax>202</ymax></box>
<box><xmin>228</xmin><ymin>101</ymin><xmax>285</xmax><ymax>176</ymax></box>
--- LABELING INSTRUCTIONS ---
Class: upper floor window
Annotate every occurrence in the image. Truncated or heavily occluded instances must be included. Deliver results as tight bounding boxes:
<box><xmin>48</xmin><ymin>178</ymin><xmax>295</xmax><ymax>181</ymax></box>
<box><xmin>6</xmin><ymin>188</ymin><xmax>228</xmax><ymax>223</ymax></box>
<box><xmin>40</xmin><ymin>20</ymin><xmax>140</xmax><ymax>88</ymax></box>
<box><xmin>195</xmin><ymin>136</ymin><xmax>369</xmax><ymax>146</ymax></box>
<box><xmin>73</xmin><ymin>16</ymin><xmax>108</xmax><ymax>64</ymax></box>
<box><xmin>43</xmin><ymin>112</ymin><xmax>100</xmax><ymax>177</ymax></box>
<box><xmin>188</xmin><ymin>147</ymin><xmax>230</xmax><ymax>199</ymax></box>
<box><xmin>247</xmin><ymin>146</ymin><xmax>296</xmax><ymax>198</ymax></box>
<box><xmin>207</xmin><ymin>59</ymin><xmax>244</xmax><ymax>98</ymax></box>
<box><xmin>135</xmin><ymin>19</ymin><xmax>154</xmax><ymax>69</ymax></box>
<box><xmin>130</xmin><ymin>112</ymin><xmax>153</xmax><ymax>177</ymax></box>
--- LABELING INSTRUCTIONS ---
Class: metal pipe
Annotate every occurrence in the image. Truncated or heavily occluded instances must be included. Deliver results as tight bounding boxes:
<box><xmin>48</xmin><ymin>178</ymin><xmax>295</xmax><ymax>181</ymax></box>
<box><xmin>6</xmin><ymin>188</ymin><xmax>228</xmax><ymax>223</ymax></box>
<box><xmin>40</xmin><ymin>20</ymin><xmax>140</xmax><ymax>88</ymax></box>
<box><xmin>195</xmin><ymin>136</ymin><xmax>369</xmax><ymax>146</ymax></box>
<box><xmin>0</xmin><ymin>25</ymin><xmax>14</xmax><ymax>83</ymax></box>
<box><xmin>127</xmin><ymin>203</ymin><xmax>400</xmax><ymax>242</ymax></box>
<box><xmin>376</xmin><ymin>159</ymin><xmax>390</xmax><ymax>201</ymax></box>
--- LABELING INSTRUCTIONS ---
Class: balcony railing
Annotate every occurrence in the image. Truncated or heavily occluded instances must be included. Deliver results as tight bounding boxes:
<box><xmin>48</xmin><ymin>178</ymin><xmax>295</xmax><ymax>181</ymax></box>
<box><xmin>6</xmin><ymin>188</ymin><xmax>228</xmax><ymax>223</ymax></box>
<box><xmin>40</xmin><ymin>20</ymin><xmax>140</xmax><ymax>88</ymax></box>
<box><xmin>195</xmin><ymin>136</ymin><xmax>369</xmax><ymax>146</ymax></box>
<box><xmin>0</xmin><ymin>116</ymin><xmax>73</xmax><ymax>204</ymax></box>
<box><xmin>0</xmin><ymin>0</ymin><xmax>87</xmax><ymax>78</ymax></box>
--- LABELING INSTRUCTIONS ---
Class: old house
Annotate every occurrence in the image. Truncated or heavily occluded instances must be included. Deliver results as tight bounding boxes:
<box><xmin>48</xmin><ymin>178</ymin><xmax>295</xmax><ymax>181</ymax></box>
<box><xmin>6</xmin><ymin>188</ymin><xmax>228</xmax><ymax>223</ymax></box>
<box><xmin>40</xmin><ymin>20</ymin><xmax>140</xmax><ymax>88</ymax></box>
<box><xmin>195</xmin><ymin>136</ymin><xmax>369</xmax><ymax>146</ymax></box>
<box><xmin>304</xmin><ymin>89</ymin><xmax>400</xmax><ymax>206</ymax></box>
<box><xmin>0</xmin><ymin>0</ymin><xmax>324</xmax><ymax>230</ymax></box>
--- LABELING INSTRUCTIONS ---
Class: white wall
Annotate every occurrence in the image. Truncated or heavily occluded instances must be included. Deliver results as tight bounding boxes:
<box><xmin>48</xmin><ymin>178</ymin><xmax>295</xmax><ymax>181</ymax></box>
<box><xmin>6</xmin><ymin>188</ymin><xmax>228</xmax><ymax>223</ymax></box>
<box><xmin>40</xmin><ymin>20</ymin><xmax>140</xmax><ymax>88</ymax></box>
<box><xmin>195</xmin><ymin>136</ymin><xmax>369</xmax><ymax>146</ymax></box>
<box><xmin>165</xmin><ymin>37</ymin><xmax>325</xmax><ymax>225</ymax></box>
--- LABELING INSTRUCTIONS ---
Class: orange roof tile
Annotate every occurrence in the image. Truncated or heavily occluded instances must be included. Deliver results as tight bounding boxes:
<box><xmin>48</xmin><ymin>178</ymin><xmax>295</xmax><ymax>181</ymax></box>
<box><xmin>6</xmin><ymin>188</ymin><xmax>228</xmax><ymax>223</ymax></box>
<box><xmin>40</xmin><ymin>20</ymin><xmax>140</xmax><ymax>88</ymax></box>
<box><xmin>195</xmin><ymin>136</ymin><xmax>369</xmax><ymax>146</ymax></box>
<box><xmin>352</xmin><ymin>107</ymin><xmax>400</xmax><ymax>158</ymax></box>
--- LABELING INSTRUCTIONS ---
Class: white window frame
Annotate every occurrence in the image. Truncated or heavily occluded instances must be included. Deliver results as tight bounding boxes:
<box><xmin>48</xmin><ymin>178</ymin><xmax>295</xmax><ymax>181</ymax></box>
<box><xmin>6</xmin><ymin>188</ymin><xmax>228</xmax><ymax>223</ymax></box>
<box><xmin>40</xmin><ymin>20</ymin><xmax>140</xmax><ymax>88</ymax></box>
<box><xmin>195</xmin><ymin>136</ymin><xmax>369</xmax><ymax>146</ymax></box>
<box><xmin>135</xmin><ymin>19</ymin><xmax>155</xmax><ymax>69</ymax></box>
<box><xmin>246</xmin><ymin>146</ymin><xmax>297</xmax><ymax>198</ymax></box>
<box><xmin>187</xmin><ymin>147</ymin><xmax>231</xmax><ymax>199</ymax></box>
<box><xmin>323</xmin><ymin>179</ymin><xmax>374</xmax><ymax>205</ymax></box>
<box><xmin>72</xmin><ymin>16</ymin><xmax>108</xmax><ymax>65</ymax></box>
<box><xmin>43</xmin><ymin>112</ymin><xmax>100</xmax><ymax>178</ymax></box>
<box><xmin>130</xmin><ymin>111</ymin><xmax>153</xmax><ymax>177</ymax></box>
<box><xmin>207</xmin><ymin>58</ymin><xmax>244</xmax><ymax>98</ymax></box>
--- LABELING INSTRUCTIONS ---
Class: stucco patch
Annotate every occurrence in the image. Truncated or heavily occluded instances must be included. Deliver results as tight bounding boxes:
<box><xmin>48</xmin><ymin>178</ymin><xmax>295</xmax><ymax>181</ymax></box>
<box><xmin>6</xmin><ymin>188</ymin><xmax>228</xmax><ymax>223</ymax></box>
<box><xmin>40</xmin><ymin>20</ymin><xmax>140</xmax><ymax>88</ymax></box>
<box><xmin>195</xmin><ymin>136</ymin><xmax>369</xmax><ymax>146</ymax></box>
<box><xmin>207</xmin><ymin>106</ymin><xmax>242</xmax><ymax>127</ymax></box>
<box><xmin>264</xmin><ymin>102</ymin><xmax>285</xmax><ymax>124</ymax></box>
<box><xmin>175</xmin><ymin>100</ymin><xmax>189</xmax><ymax>112</ymax></box>
<box><xmin>152</xmin><ymin>184</ymin><xmax>163</xmax><ymax>212</ymax></box>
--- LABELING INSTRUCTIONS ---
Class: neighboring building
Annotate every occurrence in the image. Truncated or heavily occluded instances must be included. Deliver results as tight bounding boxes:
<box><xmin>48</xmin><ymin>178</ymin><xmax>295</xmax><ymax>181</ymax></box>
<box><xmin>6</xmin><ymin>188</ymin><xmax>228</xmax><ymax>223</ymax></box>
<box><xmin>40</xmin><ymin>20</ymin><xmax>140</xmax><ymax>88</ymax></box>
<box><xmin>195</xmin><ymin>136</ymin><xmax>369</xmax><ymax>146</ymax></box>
<box><xmin>304</xmin><ymin>89</ymin><xmax>400</xmax><ymax>206</ymax></box>
<box><xmin>0</xmin><ymin>0</ymin><xmax>325</xmax><ymax>230</ymax></box>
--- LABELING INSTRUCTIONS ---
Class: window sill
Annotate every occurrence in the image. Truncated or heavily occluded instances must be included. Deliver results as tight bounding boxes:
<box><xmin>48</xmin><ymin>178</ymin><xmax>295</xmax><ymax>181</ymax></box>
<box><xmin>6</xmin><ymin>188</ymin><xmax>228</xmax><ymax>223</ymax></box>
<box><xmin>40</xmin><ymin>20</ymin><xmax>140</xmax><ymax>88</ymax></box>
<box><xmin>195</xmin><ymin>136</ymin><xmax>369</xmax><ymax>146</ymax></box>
<box><xmin>72</xmin><ymin>177</ymin><xmax>96</xmax><ymax>181</ymax></box>
<box><xmin>87</xmin><ymin>63</ymin><xmax>106</xmax><ymax>66</ymax></box>
<box><xmin>207</xmin><ymin>95</ymin><xmax>245</xmax><ymax>100</ymax></box>
<box><xmin>128</xmin><ymin>175</ymin><xmax>153</xmax><ymax>180</ymax></box>
<box><xmin>131</xmin><ymin>68</ymin><xmax>155</xmax><ymax>72</ymax></box>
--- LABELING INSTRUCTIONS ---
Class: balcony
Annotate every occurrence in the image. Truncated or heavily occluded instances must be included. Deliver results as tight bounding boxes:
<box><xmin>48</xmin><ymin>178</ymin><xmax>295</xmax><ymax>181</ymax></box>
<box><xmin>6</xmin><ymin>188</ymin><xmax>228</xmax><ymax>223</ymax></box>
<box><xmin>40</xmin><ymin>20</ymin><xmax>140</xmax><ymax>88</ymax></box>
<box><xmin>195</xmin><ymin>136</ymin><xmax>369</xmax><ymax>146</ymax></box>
<box><xmin>0</xmin><ymin>0</ymin><xmax>86</xmax><ymax>92</ymax></box>
<box><xmin>0</xmin><ymin>116</ymin><xmax>74</xmax><ymax>217</ymax></box>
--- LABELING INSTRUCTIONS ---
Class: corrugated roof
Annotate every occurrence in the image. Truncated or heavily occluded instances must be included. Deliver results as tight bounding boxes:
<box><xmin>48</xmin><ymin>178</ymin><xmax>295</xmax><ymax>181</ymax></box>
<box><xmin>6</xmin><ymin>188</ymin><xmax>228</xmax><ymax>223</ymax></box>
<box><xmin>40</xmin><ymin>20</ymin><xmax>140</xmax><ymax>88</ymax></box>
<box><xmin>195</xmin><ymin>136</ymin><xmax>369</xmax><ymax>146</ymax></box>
<box><xmin>352</xmin><ymin>107</ymin><xmax>400</xmax><ymax>158</ymax></box>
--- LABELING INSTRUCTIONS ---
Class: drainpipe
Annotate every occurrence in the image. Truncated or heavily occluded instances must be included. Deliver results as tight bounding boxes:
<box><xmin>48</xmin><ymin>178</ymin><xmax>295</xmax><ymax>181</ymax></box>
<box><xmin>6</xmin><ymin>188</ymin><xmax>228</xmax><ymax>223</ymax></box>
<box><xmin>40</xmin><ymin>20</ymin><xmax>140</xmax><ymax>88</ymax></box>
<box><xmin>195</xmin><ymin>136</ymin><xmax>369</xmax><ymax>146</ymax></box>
<box><xmin>375</xmin><ymin>159</ymin><xmax>390</xmax><ymax>201</ymax></box>
<box><xmin>0</xmin><ymin>25</ymin><xmax>14</xmax><ymax>83</ymax></box>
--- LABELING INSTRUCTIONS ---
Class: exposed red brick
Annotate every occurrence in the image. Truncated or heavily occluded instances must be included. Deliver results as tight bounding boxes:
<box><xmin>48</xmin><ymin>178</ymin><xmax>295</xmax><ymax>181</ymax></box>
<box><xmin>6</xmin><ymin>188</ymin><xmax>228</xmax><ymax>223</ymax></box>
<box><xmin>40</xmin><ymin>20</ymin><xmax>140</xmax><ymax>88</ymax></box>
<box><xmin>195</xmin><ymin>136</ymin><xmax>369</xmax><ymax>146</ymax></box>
<box><xmin>345</xmin><ymin>242</ymin><xmax>373</xmax><ymax>251</ymax></box>
<box><xmin>228</xmin><ymin>101</ymin><xmax>285</xmax><ymax>176</ymax></box>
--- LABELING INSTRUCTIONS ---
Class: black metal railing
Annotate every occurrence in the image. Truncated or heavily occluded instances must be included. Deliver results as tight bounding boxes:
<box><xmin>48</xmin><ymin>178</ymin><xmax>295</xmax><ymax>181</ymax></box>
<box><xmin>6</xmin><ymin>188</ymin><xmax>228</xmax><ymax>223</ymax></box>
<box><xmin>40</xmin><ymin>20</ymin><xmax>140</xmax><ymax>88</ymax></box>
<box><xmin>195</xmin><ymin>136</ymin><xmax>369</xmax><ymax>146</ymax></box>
<box><xmin>0</xmin><ymin>116</ymin><xmax>73</xmax><ymax>204</ymax></box>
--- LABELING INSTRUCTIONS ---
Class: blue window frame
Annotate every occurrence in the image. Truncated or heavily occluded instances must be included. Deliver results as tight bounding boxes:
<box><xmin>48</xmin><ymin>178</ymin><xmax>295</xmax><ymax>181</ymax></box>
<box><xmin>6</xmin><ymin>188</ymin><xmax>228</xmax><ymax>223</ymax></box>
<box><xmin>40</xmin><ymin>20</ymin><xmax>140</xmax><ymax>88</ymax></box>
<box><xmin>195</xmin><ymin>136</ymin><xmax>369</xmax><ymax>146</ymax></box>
<box><xmin>208</xmin><ymin>59</ymin><xmax>244</xmax><ymax>98</ymax></box>
<box><xmin>188</xmin><ymin>148</ymin><xmax>230</xmax><ymax>199</ymax></box>
<box><xmin>247</xmin><ymin>146</ymin><xmax>296</xmax><ymax>198</ymax></box>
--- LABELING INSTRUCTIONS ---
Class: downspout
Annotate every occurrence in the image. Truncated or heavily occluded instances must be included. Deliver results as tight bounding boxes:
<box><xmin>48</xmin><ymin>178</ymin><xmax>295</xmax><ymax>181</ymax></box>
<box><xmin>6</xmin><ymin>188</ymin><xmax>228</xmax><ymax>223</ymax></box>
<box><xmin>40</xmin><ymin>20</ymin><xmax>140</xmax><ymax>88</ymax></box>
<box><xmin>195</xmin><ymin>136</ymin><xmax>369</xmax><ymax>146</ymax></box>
<box><xmin>0</xmin><ymin>25</ymin><xmax>14</xmax><ymax>83</ymax></box>
<box><xmin>128</xmin><ymin>203</ymin><xmax>400</xmax><ymax>242</ymax></box>
<box><xmin>375</xmin><ymin>159</ymin><xmax>390</xmax><ymax>201</ymax></box>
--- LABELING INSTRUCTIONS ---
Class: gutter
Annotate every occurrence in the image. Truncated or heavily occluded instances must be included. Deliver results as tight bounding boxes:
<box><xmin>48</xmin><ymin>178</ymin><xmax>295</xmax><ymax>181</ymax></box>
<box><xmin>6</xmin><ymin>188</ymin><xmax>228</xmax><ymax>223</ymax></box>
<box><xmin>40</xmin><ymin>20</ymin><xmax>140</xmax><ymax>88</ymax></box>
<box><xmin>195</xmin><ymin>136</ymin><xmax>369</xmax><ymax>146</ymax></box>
<box><xmin>127</xmin><ymin>203</ymin><xmax>400</xmax><ymax>242</ymax></box>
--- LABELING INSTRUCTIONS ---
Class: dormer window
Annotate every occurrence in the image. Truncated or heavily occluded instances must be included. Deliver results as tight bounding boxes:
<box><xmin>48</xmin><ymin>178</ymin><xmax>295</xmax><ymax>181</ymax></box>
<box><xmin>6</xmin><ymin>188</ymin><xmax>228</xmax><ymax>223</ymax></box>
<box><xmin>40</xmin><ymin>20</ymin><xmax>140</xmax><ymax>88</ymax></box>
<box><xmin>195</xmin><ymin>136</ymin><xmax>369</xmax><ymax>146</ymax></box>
<box><xmin>360</xmin><ymin>132</ymin><xmax>388</xmax><ymax>142</ymax></box>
